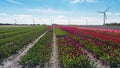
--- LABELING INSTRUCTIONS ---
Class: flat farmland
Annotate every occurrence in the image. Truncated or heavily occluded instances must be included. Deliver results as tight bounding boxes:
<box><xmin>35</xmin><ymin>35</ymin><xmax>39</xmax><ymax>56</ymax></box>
<box><xmin>0</xmin><ymin>25</ymin><xmax>120</xmax><ymax>68</ymax></box>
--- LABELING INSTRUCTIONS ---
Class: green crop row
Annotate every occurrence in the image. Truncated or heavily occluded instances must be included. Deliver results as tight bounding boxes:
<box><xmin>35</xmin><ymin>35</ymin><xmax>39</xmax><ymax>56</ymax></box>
<box><xmin>0</xmin><ymin>26</ymin><xmax>48</xmax><ymax>61</ymax></box>
<box><xmin>20</xmin><ymin>30</ymin><xmax>53</xmax><ymax>67</ymax></box>
<box><xmin>55</xmin><ymin>28</ymin><xmax>68</xmax><ymax>36</ymax></box>
<box><xmin>0</xmin><ymin>26</ymin><xmax>32</xmax><ymax>33</ymax></box>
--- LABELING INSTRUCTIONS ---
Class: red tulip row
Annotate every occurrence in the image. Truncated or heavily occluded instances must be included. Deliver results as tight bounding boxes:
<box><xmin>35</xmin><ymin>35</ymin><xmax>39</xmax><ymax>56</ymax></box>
<box><xmin>78</xmin><ymin>27</ymin><xmax>120</xmax><ymax>34</ymax></box>
<box><xmin>55</xmin><ymin>28</ymin><xmax>94</xmax><ymax>68</ymax></box>
<box><xmin>57</xmin><ymin>26</ymin><xmax>120</xmax><ymax>67</ymax></box>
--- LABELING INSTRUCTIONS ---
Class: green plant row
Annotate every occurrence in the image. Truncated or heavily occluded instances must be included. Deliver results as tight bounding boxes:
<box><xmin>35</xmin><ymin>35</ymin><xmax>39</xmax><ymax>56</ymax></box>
<box><xmin>0</xmin><ymin>27</ymin><xmax>36</xmax><ymax>39</ymax></box>
<box><xmin>0</xmin><ymin>26</ymin><xmax>47</xmax><ymax>61</ymax></box>
<box><xmin>0</xmin><ymin>26</ymin><xmax>32</xmax><ymax>33</ymax></box>
<box><xmin>20</xmin><ymin>30</ymin><xmax>53</xmax><ymax>67</ymax></box>
<box><xmin>55</xmin><ymin>28</ymin><xmax>68</xmax><ymax>36</ymax></box>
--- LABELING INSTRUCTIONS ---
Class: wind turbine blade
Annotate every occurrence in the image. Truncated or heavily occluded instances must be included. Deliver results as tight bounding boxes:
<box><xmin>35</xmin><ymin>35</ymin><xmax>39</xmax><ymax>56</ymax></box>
<box><xmin>97</xmin><ymin>11</ymin><xmax>104</xmax><ymax>13</ymax></box>
<box><xmin>105</xmin><ymin>7</ymin><xmax>110</xmax><ymax>12</ymax></box>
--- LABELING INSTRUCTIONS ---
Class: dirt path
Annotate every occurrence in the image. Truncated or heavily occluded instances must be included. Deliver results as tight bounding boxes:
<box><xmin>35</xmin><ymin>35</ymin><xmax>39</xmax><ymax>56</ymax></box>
<box><xmin>81</xmin><ymin>48</ymin><xmax>110</xmax><ymax>68</ymax></box>
<box><xmin>49</xmin><ymin>29</ymin><xmax>59</xmax><ymax>68</ymax></box>
<box><xmin>0</xmin><ymin>31</ymin><xmax>48</xmax><ymax>68</ymax></box>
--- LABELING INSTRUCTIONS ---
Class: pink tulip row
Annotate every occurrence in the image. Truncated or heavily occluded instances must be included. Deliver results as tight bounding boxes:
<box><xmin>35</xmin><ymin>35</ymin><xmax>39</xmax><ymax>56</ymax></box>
<box><xmin>78</xmin><ymin>27</ymin><xmax>120</xmax><ymax>34</ymax></box>
<box><xmin>57</xmin><ymin>26</ymin><xmax>120</xmax><ymax>67</ymax></box>
<box><xmin>57</xmin><ymin>35</ymin><xmax>94</xmax><ymax>68</ymax></box>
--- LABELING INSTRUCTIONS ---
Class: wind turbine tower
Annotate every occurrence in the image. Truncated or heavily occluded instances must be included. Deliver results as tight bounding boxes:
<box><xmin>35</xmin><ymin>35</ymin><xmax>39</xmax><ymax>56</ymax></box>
<box><xmin>33</xmin><ymin>18</ymin><xmax>35</xmax><ymax>25</ymax></box>
<box><xmin>68</xmin><ymin>19</ymin><xmax>70</xmax><ymax>25</ymax></box>
<box><xmin>14</xmin><ymin>19</ymin><xmax>17</xmax><ymax>25</ymax></box>
<box><xmin>85</xmin><ymin>19</ymin><xmax>88</xmax><ymax>25</ymax></box>
<box><xmin>51</xmin><ymin>18</ymin><xmax>52</xmax><ymax>25</ymax></box>
<box><xmin>97</xmin><ymin>7</ymin><xmax>110</xmax><ymax>25</ymax></box>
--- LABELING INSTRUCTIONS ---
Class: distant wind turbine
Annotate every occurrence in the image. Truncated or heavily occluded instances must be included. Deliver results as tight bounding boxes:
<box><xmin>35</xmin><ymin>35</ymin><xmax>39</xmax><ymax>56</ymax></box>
<box><xmin>85</xmin><ymin>19</ymin><xmax>88</xmax><ymax>25</ymax></box>
<box><xmin>97</xmin><ymin>7</ymin><xmax>110</xmax><ymax>25</ymax></box>
<box><xmin>14</xmin><ymin>19</ymin><xmax>17</xmax><ymax>25</ymax></box>
<box><xmin>68</xmin><ymin>19</ymin><xmax>70</xmax><ymax>25</ymax></box>
<box><xmin>51</xmin><ymin>18</ymin><xmax>52</xmax><ymax>25</ymax></box>
<box><xmin>33</xmin><ymin>18</ymin><xmax>35</xmax><ymax>25</ymax></box>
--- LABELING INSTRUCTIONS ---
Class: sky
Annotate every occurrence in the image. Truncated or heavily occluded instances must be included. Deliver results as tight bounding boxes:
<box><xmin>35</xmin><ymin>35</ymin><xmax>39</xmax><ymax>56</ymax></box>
<box><xmin>0</xmin><ymin>0</ymin><xmax>120</xmax><ymax>25</ymax></box>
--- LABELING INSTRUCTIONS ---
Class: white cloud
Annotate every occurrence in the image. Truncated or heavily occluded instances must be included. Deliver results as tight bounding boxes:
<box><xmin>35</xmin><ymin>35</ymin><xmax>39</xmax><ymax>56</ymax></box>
<box><xmin>51</xmin><ymin>15</ymin><xmax>66</xmax><ymax>19</ymax></box>
<box><xmin>106</xmin><ymin>12</ymin><xmax>112</xmax><ymax>15</ymax></box>
<box><xmin>25</xmin><ymin>8</ymin><xmax>78</xmax><ymax>16</ymax></box>
<box><xmin>0</xmin><ymin>13</ymin><xmax>119</xmax><ymax>25</ymax></box>
<box><xmin>0</xmin><ymin>15</ymin><xmax>101</xmax><ymax>25</ymax></box>
<box><xmin>14</xmin><ymin>14</ymin><xmax>33</xmax><ymax>18</ymax></box>
<box><xmin>8</xmin><ymin>0</ymin><xmax>24</xmax><ymax>5</ymax></box>
<box><xmin>71</xmin><ymin>0</ymin><xmax>96</xmax><ymax>3</ymax></box>
<box><xmin>0</xmin><ymin>18</ymin><xmax>10</xmax><ymax>23</ymax></box>
<box><xmin>106</xmin><ymin>12</ymin><xmax>120</xmax><ymax>16</ymax></box>
<box><xmin>26</xmin><ymin>8</ymin><xmax>63</xmax><ymax>14</ymax></box>
<box><xmin>114</xmin><ymin>13</ymin><xmax>120</xmax><ymax>16</ymax></box>
<box><xmin>71</xmin><ymin>0</ymin><xmax>83</xmax><ymax>3</ymax></box>
<box><xmin>0</xmin><ymin>13</ymin><xmax>8</xmax><ymax>17</ymax></box>
<box><xmin>107</xmin><ymin>18</ymin><xmax>120</xmax><ymax>23</ymax></box>
<box><xmin>86</xmin><ymin>0</ymin><xmax>96</xmax><ymax>2</ymax></box>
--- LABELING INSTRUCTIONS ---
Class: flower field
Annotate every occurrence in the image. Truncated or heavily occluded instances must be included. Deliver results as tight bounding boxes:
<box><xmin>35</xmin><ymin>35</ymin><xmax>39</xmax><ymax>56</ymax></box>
<box><xmin>56</xmin><ymin>26</ymin><xmax>120</xmax><ymax>68</ymax></box>
<box><xmin>0</xmin><ymin>25</ymin><xmax>120</xmax><ymax>68</ymax></box>
<box><xmin>55</xmin><ymin>28</ymin><xmax>94</xmax><ymax>68</ymax></box>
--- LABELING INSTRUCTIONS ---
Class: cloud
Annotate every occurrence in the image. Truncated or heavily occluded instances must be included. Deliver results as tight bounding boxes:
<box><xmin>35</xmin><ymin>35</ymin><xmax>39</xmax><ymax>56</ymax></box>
<box><xmin>106</xmin><ymin>12</ymin><xmax>112</xmax><ymax>15</ymax></box>
<box><xmin>26</xmin><ymin>8</ymin><xmax>76</xmax><ymax>16</ymax></box>
<box><xmin>14</xmin><ymin>14</ymin><xmax>33</xmax><ymax>18</ymax></box>
<box><xmin>106</xmin><ymin>12</ymin><xmax>120</xmax><ymax>16</ymax></box>
<box><xmin>114</xmin><ymin>13</ymin><xmax>120</xmax><ymax>16</ymax></box>
<box><xmin>26</xmin><ymin>8</ymin><xmax>62</xmax><ymax>14</ymax></box>
<box><xmin>71</xmin><ymin>0</ymin><xmax>96</xmax><ymax>3</ymax></box>
<box><xmin>86</xmin><ymin>0</ymin><xmax>96</xmax><ymax>2</ymax></box>
<box><xmin>0</xmin><ymin>14</ymin><xmax>120</xmax><ymax>25</ymax></box>
<box><xmin>71</xmin><ymin>0</ymin><xmax>83</xmax><ymax>3</ymax></box>
<box><xmin>7</xmin><ymin>0</ymin><xmax>24</xmax><ymax>5</ymax></box>
<box><xmin>0</xmin><ymin>13</ymin><xmax>8</xmax><ymax>17</ymax></box>
<box><xmin>51</xmin><ymin>15</ymin><xmax>66</xmax><ymax>19</ymax></box>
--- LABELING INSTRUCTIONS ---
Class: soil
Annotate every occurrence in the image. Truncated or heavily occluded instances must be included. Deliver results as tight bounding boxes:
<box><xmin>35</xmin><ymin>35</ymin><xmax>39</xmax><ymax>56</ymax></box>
<box><xmin>49</xmin><ymin>29</ymin><xmax>59</xmax><ymax>68</ymax></box>
<box><xmin>81</xmin><ymin>47</ymin><xmax>110</xmax><ymax>68</ymax></box>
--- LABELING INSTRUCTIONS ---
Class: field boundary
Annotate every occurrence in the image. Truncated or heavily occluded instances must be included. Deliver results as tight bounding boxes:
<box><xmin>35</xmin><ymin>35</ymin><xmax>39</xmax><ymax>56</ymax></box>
<box><xmin>49</xmin><ymin>29</ymin><xmax>59</xmax><ymax>68</ymax></box>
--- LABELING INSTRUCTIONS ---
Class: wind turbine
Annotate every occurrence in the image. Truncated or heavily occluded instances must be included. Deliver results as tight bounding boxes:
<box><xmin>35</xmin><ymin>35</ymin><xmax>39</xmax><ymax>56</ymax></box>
<box><xmin>14</xmin><ymin>19</ymin><xmax>17</xmax><ymax>25</ymax></box>
<box><xmin>68</xmin><ymin>18</ymin><xmax>70</xmax><ymax>25</ymax></box>
<box><xmin>33</xmin><ymin>17</ymin><xmax>35</xmax><ymax>25</ymax></box>
<box><xmin>51</xmin><ymin>18</ymin><xmax>52</xmax><ymax>25</ymax></box>
<box><xmin>97</xmin><ymin>7</ymin><xmax>110</xmax><ymax>25</ymax></box>
<box><xmin>85</xmin><ymin>19</ymin><xmax>88</xmax><ymax>25</ymax></box>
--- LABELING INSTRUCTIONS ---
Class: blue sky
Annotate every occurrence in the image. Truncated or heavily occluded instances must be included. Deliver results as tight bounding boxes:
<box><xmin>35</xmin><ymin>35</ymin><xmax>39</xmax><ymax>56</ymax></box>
<box><xmin>0</xmin><ymin>0</ymin><xmax>120</xmax><ymax>25</ymax></box>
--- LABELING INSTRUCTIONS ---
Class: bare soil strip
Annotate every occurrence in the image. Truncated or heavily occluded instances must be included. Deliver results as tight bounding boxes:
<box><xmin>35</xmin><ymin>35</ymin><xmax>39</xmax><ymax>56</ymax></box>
<box><xmin>0</xmin><ymin>31</ymin><xmax>48</xmax><ymax>68</ymax></box>
<box><xmin>81</xmin><ymin>48</ymin><xmax>110</xmax><ymax>68</ymax></box>
<box><xmin>49</xmin><ymin>29</ymin><xmax>59</xmax><ymax>68</ymax></box>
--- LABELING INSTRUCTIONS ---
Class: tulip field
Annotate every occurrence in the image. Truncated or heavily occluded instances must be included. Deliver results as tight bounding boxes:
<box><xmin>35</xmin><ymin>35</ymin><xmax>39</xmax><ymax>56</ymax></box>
<box><xmin>56</xmin><ymin>26</ymin><xmax>120</xmax><ymax>68</ymax></box>
<box><xmin>55</xmin><ymin>28</ymin><xmax>94</xmax><ymax>68</ymax></box>
<box><xmin>0</xmin><ymin>25</ymin><xmax>120</xmax><ymax>68</ymax></box>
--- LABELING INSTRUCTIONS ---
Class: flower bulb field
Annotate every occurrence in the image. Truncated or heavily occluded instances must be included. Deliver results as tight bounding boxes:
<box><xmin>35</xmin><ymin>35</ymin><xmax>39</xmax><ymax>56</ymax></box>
<box><xmin>0</xmin><ymin>25</ymin><xmax>120</xmax><ymax>68</ymax></box>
